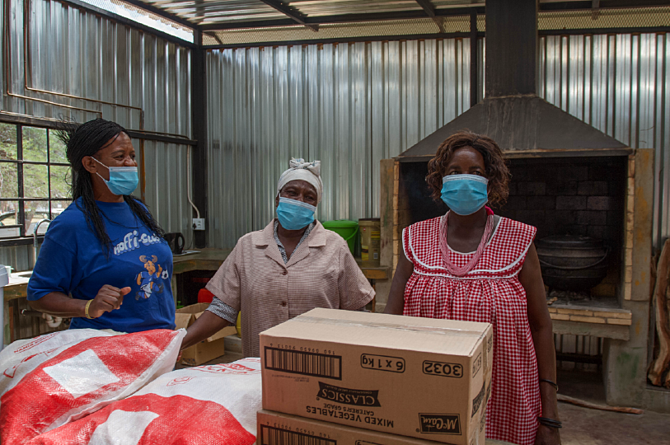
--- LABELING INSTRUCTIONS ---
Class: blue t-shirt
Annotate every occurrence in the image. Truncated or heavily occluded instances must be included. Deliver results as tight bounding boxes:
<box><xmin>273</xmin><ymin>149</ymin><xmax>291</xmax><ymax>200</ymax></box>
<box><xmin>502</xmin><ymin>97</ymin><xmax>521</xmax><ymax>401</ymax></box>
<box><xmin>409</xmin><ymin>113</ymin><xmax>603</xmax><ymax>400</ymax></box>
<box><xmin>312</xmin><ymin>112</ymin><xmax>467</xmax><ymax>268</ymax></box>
<box><xmin>27</xmin><ymin>198</ymin><xmax>175</xmax><ymax>333</ymax></box>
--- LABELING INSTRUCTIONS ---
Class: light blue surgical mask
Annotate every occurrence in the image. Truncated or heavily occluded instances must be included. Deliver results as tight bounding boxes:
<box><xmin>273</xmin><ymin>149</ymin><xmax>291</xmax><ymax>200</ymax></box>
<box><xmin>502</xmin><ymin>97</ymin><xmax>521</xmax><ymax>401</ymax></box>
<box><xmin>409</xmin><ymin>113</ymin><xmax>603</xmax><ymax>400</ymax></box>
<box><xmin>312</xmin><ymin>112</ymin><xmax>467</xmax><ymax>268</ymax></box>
<box><xmin>441</xmin><ymin>174</ymin><xmax>489</xmax><ymax>216</ymax></box>
<box><xmin>92</xmin><ymin>157</ymin><xmax>139</xmax><ymax>196</ymax></box>
<box><xmin>277</xmin><ymin>197</ymin><xmax>316</xmax><ymax>230</ymax></box>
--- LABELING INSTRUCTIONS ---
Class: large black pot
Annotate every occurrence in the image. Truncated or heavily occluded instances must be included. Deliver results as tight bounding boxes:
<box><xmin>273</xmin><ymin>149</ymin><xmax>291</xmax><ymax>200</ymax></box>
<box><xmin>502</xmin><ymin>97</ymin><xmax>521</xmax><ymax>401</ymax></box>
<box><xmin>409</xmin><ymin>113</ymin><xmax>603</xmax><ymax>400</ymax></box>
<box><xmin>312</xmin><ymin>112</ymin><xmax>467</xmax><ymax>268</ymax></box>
<box><xmin>535</xmin><ymin>235</ymin><xmax>609</xmax><ymax>292</ymax></box>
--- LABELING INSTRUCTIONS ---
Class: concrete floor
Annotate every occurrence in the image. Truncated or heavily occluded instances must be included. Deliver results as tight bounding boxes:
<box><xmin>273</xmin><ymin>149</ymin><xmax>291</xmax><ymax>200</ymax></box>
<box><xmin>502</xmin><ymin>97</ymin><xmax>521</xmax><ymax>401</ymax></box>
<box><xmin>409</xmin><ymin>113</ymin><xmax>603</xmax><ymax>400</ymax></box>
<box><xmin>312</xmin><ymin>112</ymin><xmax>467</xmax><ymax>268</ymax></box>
<box><xmin>557</xmin><ymin>369</ymin><xmax>670</xmax><ymax>444</ymax></box>
<box><xmin>180</xmin><ymin>341</ymin><xmax>670</xmax><ymax>444</ymax></box>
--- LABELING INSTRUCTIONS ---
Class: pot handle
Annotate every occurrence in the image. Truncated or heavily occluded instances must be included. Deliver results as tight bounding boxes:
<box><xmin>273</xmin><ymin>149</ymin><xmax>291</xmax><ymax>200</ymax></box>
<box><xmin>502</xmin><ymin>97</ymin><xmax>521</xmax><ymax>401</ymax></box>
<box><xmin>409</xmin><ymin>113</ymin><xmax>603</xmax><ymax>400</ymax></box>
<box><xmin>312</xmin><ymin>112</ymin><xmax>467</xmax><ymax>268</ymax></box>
<box><xmin>538</xmin><ymin>247</ymin><xmax>610</xmax><ymax>270</ymax></box>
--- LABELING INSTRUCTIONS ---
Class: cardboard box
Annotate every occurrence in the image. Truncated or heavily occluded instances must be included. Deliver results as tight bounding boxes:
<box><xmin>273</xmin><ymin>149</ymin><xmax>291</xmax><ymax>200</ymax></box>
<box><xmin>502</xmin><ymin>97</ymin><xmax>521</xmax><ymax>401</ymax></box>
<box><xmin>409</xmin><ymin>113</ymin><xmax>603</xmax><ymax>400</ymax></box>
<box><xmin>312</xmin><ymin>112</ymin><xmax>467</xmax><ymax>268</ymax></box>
<box><xmin>257</xmin><ymin>410</ymin><xmax>489</xmax><ymax>445</ymax></box>
<box><xmin>260</xmin><ymin>309</ymin><xmax>492</xmax><ymax>445</ymax></box>
<box><xmin>175</xmin><ymin>303</ymin><xmax>237</xmax><ymax>366</ymax></box>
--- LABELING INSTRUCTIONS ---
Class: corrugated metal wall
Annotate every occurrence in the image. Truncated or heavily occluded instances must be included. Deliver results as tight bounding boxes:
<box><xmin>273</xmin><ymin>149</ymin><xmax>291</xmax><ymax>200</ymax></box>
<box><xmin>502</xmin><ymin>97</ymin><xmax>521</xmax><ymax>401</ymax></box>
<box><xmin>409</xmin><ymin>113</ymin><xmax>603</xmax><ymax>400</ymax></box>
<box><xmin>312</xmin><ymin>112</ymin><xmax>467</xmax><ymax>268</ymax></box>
<box><xmin>206</xmin><ymin>39</ymin><xmax>474</xmax><ymax>248</ymax></box>
<box><xmin>2</xmin><ymin>5</ymin><xmax>666</xmax><ymax>256</ymax></box>
<box><xmin>0</xmin><ymin>0</ymin><xmax>193</xmax><ymax>270</ymax></box>
<box><xmin>207</xmin><ymin>33</ymin><xmax>670</xmax><ymax>249</ymax></box>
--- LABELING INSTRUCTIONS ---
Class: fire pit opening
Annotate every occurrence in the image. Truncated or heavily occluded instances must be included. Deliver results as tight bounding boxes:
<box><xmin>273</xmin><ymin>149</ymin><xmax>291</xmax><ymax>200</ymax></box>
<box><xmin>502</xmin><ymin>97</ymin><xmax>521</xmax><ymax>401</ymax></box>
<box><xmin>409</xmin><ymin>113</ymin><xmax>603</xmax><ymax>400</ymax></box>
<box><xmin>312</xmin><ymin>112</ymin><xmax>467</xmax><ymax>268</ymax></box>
<box><xmin>397</xmin><ymin>154</ymin><xmax>628</xmax><ymax>303</ymax></box>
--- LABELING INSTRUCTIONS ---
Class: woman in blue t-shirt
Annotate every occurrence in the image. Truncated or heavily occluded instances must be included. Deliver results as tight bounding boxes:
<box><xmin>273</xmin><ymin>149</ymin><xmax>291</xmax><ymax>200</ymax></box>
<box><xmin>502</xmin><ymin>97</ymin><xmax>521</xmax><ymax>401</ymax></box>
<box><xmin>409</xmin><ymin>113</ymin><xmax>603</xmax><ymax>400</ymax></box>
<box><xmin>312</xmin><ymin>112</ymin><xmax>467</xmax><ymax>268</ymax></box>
<box><xmin>27</xmin><ymin>118</ymin><xmax>175</xmax><ymax>333</ymax></box>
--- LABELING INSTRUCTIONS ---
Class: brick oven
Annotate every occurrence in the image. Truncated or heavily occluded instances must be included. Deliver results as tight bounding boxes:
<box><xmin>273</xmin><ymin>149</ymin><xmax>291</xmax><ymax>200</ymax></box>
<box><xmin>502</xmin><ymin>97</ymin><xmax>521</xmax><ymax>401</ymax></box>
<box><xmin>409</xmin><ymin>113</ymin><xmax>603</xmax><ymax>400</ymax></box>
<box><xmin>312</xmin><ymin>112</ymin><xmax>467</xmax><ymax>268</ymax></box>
<box><xmin>381</xmin><ymin>147</ymin><xmax>652</xmax><ymax>374</ymax></box>
<box><xmin>379</xmin><ymin>0</ymin><xmax>660</xmax><ymax>409</ymax></box>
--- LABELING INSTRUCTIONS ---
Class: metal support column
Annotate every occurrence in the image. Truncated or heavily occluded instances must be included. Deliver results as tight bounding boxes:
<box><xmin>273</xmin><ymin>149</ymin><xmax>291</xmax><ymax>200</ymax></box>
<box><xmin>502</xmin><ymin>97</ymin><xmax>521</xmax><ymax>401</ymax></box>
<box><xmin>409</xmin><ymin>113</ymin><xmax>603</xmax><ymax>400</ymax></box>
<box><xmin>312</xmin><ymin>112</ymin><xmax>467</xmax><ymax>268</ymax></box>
<box><xmin>191</xmin><ymin>31</ymin><xmax>208</xmax><ymax>248</ymax></box>
<box><xmin>485</xmin><ymin>0</ymin><xmax>538</xmax><ymax>97</ymax></box>
<box><xmin>470</xmin><ymin>11</ymin><xmax>478</xmax><ymax>107</ymax></box>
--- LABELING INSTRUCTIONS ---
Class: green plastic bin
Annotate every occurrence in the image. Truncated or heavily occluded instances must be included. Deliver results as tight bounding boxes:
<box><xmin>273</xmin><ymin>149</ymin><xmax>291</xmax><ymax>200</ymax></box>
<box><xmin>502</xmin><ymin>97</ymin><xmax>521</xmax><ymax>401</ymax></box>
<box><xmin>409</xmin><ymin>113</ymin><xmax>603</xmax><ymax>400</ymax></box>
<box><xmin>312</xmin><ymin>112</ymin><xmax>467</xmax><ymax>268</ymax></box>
<box><xmin>322</xmin><ymin>220</ymin><xmax>358</xmax><ymax>255</ymax></box>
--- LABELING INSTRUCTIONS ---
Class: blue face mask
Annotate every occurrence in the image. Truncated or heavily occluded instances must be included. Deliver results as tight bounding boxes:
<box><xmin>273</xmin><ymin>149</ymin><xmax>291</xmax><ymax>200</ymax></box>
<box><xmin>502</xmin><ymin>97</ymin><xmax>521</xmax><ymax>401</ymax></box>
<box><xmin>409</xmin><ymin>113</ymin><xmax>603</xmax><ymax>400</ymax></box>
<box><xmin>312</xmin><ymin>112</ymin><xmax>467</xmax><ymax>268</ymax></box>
<box><xmin>93</xmin><ymin>157</ymin><xmax>139</xmax><ymax>196</ymax></box>
<box><xmin>441</xmin><ymin>174</ymin><xmax>489</xmax><ymax>216</ymax></box>
<box><xmin>277</xmin><ymin>197</ymin><xmax>316</xmax><ymax>230</ymax></box>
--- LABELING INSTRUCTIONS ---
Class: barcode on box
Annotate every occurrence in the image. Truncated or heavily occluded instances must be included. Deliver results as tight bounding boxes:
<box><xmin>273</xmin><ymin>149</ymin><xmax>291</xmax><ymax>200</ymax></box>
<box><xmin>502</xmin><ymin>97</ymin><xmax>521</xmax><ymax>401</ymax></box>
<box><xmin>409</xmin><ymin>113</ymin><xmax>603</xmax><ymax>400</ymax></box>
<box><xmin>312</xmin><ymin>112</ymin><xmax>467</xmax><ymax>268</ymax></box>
<box><xmin>260</xmin><ymin>425</ymin><xmax>337</xmax><ymax>445</ymax></box>
<box><xmin>264</xmin><ymin>347</ymin><xmax>342</xmax><ymax>379</ymax></box>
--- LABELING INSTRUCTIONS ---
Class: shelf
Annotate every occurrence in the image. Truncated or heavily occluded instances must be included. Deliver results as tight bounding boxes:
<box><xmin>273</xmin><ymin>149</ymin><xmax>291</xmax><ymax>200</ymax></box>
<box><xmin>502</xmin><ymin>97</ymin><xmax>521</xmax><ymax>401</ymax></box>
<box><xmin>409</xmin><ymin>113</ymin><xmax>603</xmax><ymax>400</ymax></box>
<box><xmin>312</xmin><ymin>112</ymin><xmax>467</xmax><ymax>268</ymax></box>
<box><xmin>548</xmin><ymin>302</ymin><xmax>632</xmax><ymax>340</ymax></box>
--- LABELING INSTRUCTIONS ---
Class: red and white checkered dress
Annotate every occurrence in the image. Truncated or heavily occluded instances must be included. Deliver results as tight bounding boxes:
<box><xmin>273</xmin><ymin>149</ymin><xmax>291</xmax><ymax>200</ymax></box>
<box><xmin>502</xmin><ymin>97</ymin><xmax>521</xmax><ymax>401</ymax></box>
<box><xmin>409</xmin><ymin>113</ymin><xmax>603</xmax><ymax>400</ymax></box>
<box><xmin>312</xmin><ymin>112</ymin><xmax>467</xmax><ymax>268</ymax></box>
<box><xmin>402</xmin><ymin>216</ymin><xmax>541</xmax><ymax>445</ymax></box>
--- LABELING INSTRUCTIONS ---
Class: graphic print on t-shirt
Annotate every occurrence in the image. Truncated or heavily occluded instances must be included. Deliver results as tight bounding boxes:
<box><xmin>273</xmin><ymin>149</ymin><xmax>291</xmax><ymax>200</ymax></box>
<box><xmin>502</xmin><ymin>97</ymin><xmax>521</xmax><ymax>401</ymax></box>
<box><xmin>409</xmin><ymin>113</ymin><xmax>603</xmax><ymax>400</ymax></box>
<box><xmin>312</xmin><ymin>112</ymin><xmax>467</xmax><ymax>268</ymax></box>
<box><xmin>111</xmin><ymin>229</ymin><xmax>169</xmax><ymax>301</ymax></box>
<box><xmin>136</xmin><ymin>254</ymin><xmax>169</xmax><ymax>300</ymax></box>
<box><xmin>112</xmin><ymin>229</ymin><xmax>163</xmax><ymax>256</ymax></box>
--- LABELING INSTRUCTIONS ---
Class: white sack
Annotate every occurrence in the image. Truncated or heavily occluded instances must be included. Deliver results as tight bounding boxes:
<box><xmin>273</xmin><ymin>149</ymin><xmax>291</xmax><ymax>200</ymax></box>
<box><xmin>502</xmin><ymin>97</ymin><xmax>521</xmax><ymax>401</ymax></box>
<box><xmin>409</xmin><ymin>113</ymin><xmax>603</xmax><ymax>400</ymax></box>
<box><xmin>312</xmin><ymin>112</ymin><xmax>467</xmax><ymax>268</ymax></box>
<box><xmin>0</xmin><ymin>328</ymin><xmax>185</xmax><ymax>445</ymax></box>
<box><xmin>29</xmin><ymin>358</ymin><xmax>261</xmax><ymax>445</ymax></box>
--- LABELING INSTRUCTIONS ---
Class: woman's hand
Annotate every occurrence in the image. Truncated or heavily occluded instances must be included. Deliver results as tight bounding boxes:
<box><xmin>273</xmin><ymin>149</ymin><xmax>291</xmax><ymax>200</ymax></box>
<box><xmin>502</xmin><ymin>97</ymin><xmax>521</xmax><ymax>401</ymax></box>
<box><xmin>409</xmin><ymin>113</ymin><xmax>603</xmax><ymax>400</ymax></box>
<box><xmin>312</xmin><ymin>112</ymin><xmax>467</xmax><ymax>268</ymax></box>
<box><xmin>88</xmin><ymin>285</ymin><xmax>130</xmax><ymax>319</ymax></box>
<box><xmin>535</xmin><ymin>424</ymin><xmax>561</xmax><ymax>445</ymax></box>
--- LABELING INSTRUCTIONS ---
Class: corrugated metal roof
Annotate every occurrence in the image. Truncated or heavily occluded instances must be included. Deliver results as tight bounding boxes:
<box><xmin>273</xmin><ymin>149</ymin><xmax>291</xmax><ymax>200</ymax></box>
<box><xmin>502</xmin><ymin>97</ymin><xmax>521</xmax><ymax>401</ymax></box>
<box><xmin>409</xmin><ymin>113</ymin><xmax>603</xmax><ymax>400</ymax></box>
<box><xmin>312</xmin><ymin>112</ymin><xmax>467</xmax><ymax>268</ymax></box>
<box><xmin>136</xmin><ymin>1</ymin><xmax>670</xmax><ymax>30</ymax></box>
<box><xmin>144</xmin><ymin>0</ymin><xmax>284</xmax><ymax>25</ymax></box>
<box><xmin>126</xmin><ymin>0</ymin><xmax>670</xmax><ymax>49</ymax></box>
<box><xmin>137</xmin><ymin>0</ymin><xmax>485</xmax><ymax>27</ymax></box>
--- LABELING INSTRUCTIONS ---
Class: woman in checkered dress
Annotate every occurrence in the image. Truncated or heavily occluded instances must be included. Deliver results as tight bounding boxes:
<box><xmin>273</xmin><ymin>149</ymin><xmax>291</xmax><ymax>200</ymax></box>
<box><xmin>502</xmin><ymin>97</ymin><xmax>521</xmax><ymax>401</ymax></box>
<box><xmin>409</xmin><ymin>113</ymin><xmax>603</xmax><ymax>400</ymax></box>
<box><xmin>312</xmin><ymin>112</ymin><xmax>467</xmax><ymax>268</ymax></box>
<box><xmin>385</xmin><ymin>132</ymin><xmax>561</xmax><ymax>445</ymax></box>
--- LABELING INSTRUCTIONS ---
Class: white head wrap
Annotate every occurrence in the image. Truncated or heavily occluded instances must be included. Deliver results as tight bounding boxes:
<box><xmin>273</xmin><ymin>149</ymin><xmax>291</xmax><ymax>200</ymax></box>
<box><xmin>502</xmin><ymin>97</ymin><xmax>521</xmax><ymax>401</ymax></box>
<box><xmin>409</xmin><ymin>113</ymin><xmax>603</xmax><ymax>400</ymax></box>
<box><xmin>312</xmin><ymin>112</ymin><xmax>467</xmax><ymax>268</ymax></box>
<box><xmin>277</xmin><ymin>158</ymin><xmax>323</xmax><ymax>203</ymax></box>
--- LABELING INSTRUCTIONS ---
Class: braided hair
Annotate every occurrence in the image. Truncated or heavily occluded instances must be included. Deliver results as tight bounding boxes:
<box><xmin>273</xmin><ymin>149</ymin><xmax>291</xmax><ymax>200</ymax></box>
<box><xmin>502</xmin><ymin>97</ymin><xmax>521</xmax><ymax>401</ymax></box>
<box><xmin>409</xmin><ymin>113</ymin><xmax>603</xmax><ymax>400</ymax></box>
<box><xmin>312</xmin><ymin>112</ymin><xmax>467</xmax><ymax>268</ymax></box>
<box><xmin>57</xmin><ymin>118</ymin><xmax>165</xmax><ymax>254</ymax></box>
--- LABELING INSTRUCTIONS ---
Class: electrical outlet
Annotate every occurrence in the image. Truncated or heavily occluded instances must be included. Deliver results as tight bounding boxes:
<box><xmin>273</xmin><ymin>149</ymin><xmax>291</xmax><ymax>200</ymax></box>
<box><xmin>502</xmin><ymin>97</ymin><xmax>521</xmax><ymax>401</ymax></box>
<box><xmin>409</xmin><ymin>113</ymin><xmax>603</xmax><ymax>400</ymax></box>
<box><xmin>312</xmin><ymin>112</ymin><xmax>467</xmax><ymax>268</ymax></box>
<box><xmin>192</xmin><ymin>218</ymin><xmax>205</xmax><ymax>231</ymax></box>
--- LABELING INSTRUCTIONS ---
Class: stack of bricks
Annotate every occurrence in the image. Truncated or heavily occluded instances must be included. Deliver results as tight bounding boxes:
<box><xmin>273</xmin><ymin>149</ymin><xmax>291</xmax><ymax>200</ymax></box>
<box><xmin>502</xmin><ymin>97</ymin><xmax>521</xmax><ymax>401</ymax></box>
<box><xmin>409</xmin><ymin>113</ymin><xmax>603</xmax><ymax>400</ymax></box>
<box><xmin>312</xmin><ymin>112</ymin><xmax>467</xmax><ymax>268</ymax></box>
<box><xmin>548</xmin><ymin>304</ymin><xmax>632</xmax><ymax>327</ymax></box>
<box><xmin>499</xmin><ymin>156</ymin><xmax>627</xmax><ymax>246</ymax></box>
<box><xmin>623</xmin><ymin>155</ymin><xmax>635</xmax><ymax>301</ymax></box>
<box><xmin>392</xmin><ymin>161</ymin><xmax>402</xmax><ymax>271</ymax></box>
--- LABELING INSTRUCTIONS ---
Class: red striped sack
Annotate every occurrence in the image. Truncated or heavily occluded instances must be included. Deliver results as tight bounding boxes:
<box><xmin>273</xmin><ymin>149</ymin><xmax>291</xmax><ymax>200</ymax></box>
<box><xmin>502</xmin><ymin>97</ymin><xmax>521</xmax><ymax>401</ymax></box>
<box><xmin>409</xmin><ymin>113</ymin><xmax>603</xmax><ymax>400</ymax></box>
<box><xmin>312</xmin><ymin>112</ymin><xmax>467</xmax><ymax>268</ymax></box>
<box><xmin>29</xmin><ymin>358</ymin><xmax>261</xmax><ymax>445</ymax></box>
<box><xmin>0</xmin><ymin>329</ymin><xmax>185</xmax><ymax>445</ymax></box>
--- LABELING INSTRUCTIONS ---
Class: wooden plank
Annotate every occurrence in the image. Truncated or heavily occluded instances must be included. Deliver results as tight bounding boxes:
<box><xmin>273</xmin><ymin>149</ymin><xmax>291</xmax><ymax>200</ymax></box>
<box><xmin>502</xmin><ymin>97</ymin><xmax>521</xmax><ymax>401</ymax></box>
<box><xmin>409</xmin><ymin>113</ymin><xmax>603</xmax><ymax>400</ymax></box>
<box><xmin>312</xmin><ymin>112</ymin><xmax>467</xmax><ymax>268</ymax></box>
<box><xmin>4</xmin><ymin>283</ymin><xmax>28</xmax><ymax>301</ymax></box>
<box><xmin>360</xmin><ymin>268</ymin><xmax>390</xmax><ymax>280</ymax></box>
<box><xmin>631</xmin><ymin>149</ymin><xmax>654</xmax><ymax>301</ymax></box>
<box><xmin>551</xmin><ymin>320</ymin><xmax>630</xmax><ymax>341</ymax></box>
<box><xmin>172</xmin><ymin>248</ymin><xmax>233</xmax><ymax>274</ymax></box>
<box><xmin>380</xmin><ymin>159</ymin><xmax>395</xmax><ymax>269</ymax></box>
<box><xmin>11</xmin><ymin>300</ymin><xmax>20</xmax><ymax>343</ymax></box>
<box><xmin>648</xmin><ymin>239</ymin><xmax>670</xmax><ymax>386</ymax></box>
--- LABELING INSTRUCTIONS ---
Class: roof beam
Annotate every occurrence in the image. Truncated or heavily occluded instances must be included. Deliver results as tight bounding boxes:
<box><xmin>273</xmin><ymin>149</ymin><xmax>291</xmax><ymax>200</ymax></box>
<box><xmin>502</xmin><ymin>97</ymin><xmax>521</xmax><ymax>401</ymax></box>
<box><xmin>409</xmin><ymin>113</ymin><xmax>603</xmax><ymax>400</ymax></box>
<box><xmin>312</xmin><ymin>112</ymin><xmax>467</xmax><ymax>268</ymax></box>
<box><xmin>60</xmin><ymin>0</ymin><xmax>196</xmax><ymax>47</ymax></box>
<box><xmin>205</xmin><ymin>31</ymin><xmax>224</xmax><ymax>45</ymax></box>
<box><xmin>115</xmin><ymin>0</ymin><xmax>198</xmax><ymax>30</ymax></box>
<box><xmin>200</xmin><ymin>7</ymin><xmax>485</xmax><ymax>31</ymax></box>
<box><xmin>539</xmin><ymin>0</ymin><xmax>670</xmax><ymax>11</ymax></box>
<box><xmin>415</xmin><ymin>0</ymin><xmax>446</xmax><ymax>33</ymax></box>
<box><xmin>258</xmin><ymin>0</ymin><xmax>318</xmax><ymax>32</ymax></box>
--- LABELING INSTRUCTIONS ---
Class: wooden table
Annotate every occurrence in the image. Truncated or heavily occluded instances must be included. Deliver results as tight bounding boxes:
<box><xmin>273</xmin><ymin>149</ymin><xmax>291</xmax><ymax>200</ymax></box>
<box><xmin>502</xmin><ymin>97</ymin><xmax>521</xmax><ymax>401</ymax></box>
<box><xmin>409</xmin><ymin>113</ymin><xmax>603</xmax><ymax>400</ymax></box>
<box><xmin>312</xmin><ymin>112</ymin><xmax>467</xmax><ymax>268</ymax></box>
<box><xmin>172</xmin><ymin>248</ymin><xmax>233</xmax><ymax>275</ymax></box>
<box><xmin>3</xmin><ymin>273</ymin><xmax>30</xmax><ymax>302</ymax></box>
<box><xmin>355</xmin><ymin>259</ymin><xmax>391</xmax><ymax>312</ymax></box>
<box><xmin>171</xmin><ymin>248</ymin><xmax>232</xmax><ymax>306</ymax></box>
<box><xmin>171</xmin><ymin>249</ymin><xmax>392</xmax><ymax>311</ymax></box>
<box><xmin>3</xmin><ymin>273</ymin><xmax>38</xmax><ymax>343</ymax></box>
<box><xmin>2</xmin><ymin>249</ymin><xmax>391</xmax><ymax>342</ymax></box>
<box><xmin>3</xmin><ymin>250</ymin><xmax>391</xmax><ymax>304</ymax></box>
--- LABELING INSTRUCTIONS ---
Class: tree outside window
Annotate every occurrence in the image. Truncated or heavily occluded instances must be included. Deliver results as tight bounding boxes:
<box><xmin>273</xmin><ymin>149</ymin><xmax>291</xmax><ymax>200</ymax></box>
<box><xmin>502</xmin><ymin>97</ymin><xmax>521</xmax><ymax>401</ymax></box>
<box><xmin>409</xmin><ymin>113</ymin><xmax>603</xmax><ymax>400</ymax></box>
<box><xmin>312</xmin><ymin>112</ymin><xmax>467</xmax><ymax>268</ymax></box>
<box><xmin>0</xmin><ymin>122</ymin><xmax>72</xmax><ymax>238</ymax></box>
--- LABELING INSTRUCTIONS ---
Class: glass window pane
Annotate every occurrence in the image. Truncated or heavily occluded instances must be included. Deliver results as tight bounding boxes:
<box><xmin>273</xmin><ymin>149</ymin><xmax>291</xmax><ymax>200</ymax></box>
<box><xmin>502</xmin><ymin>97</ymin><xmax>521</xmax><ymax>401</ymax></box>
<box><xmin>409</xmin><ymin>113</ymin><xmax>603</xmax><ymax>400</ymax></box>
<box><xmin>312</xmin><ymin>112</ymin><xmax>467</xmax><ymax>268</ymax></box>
<box><xmin>23</xmin><ymin>164</ymin><xmax>49</xmax><ymax>198</ymax></box>
<box><xmin>25</xmin><ymin>200</ymin><xmax>51</xmax><ymax>234</ymax></box>
<box><xmin>49</xmin><ymin>165</ymin><xmax>72</xmax><ymax>199</ymax></box>
<box><xmin>0</xmin><ymin>200</ymin><xmax>19</xmax><ymax>226</ymax></box>
<box><xmin>22</xmin><ymin>127</ymin><xmax>48</xmax><ymax>162</ymax></box>
<box><xmin>50</xmin><ymin>199</ymin><xmax>71</xmax><ymax>220</ymax></box>
<box><xmin>49</xmin><ymin>129</ymin><xmax>68</xmax><ymax>164</ymax></box>
<box><xmin>0</xmin><ymin>162</ymin><xmax>18</xmax><ymax>197</ymax></box>
<box><xmin>0</xmin><ymin>200</ymin><xmax>20</xmax><ymax>238</ymax></box>
<box><xmin>0</xmin><ymin>123</ymin><xmax>18</xmax><ymax>159</ymax></box>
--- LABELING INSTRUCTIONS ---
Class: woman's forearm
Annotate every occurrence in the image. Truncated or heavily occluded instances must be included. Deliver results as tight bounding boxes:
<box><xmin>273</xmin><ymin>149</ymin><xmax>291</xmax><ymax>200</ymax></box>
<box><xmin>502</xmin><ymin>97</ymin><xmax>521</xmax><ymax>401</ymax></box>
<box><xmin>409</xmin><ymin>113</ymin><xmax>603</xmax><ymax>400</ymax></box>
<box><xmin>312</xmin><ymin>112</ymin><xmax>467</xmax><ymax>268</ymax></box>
<box><xmin>531</xmin><ymin>322</ymin><xmax>559</xmax><ymax>418</ymax></box>
<box><xmin>384</xmin><ymin>251</ymin><xmax>413</xmax><ymax>315</ymax></box>
<box><xmin>181</xmin><ymin>310</ymin><xmax>232</xmax><ymax>350</ymax></box>
<box><xmin>28</xmin><ymin>292</ymin><xmax>87</xmax><ymax>318</ymax></box>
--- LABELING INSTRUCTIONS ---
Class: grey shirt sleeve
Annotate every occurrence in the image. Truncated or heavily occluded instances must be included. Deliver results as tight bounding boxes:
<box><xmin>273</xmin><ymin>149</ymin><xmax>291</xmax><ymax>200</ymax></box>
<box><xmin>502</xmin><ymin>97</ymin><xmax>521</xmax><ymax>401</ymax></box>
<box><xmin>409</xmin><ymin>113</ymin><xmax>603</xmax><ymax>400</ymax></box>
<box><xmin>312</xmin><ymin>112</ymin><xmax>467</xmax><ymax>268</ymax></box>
<box><xmin>205</xmin><ymin>297</ymin><xmax>238</xmax><ymax>324</ymax></box>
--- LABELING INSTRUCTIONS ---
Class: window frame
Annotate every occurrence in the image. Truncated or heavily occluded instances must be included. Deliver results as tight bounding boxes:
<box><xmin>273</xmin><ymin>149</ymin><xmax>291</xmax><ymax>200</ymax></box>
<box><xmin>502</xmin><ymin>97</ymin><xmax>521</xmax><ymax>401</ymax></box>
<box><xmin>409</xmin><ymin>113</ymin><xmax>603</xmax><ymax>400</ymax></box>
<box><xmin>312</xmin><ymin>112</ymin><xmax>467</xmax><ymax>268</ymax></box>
<box><xmin>0</xmin><ymin>121</ymin><xmax>72</xmax><ymax>245</ymax></box>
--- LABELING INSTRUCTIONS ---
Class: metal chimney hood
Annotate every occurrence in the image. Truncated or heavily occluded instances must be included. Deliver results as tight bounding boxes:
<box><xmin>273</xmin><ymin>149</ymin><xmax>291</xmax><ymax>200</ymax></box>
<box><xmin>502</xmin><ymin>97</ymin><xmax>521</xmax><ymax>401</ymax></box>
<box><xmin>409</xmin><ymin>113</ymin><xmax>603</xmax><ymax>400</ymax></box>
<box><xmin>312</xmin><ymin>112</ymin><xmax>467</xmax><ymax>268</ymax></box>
<box><xmin>399</xmin><ymin>0</ymin><xmax>629</xmax><ymax>161</ymax></box>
